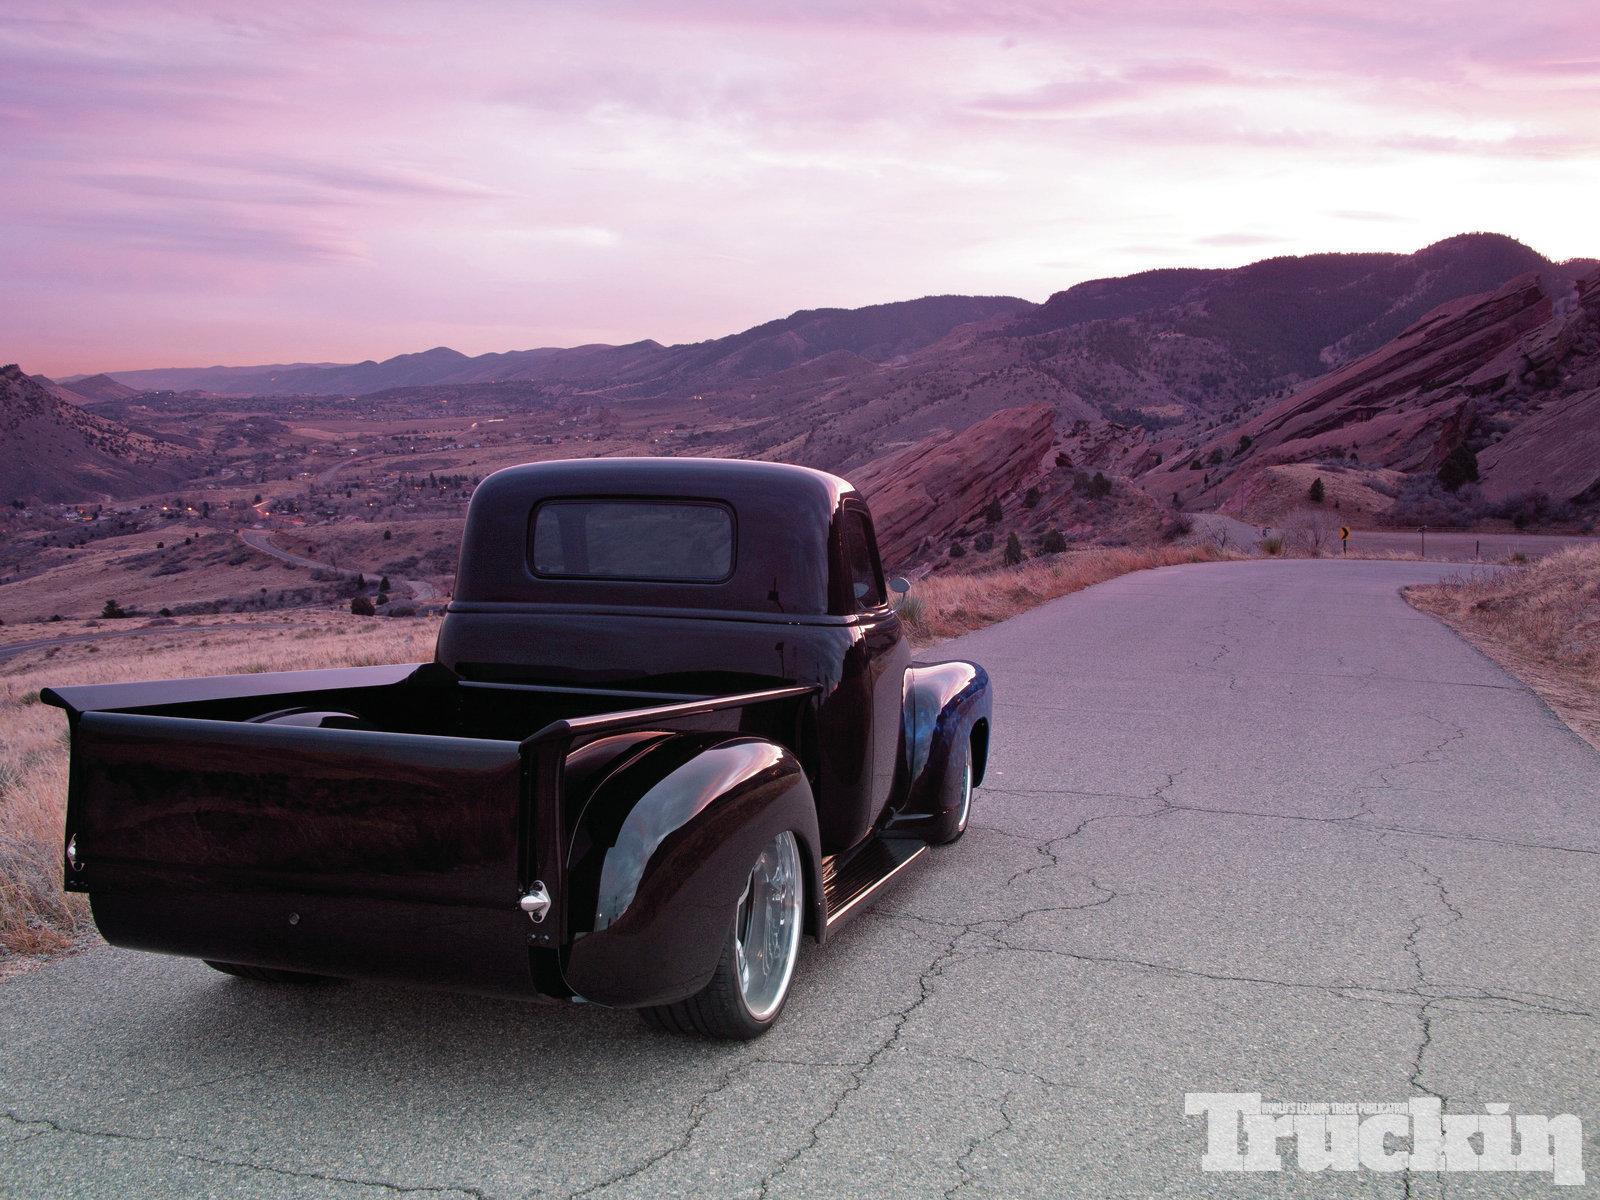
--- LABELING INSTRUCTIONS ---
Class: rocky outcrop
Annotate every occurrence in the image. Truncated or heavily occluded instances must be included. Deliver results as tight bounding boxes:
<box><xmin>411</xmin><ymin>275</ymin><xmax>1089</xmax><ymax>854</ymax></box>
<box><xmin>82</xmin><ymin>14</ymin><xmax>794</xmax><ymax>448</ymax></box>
<box><xmin>1141</xmin><ymin>272</ymin><xmax>1559</xmax><ymax>509</ymax></box>
<box><xmin>1476</xmin><ymin>389</ymin><xmax>1600</xmax><ymax>502</ymax></box>
<box><xmin>1468</xmin><ymin>268</ymin><xmax>1600</xmax><ymax>502</ymax></box>
<box><xmin>850</xmin><ymin>404</ymin><xmax>1057</xmax><ymax>566</ymax></box>
<box><xmin>1055</xmin><ymin>420</ymin><xmax>1160</xmax><ymax>478</ymax></box>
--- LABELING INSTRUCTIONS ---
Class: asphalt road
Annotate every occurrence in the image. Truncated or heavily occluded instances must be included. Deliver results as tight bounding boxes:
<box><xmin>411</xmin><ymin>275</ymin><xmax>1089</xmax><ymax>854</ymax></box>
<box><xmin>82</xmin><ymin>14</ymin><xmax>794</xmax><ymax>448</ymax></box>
<box><xmin>4</xmin><ymin>560</ymin><xmax>1596</xmax><ymax>1198</ymax></box>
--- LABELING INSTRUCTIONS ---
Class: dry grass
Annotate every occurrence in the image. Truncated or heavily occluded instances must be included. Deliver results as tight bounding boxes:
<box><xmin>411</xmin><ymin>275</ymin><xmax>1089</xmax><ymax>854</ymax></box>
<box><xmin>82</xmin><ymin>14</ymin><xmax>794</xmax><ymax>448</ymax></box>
<box><xmin>902</xmin><ymin>542</ymin><xmax>1234</xmax><ymax>644</ymax></box>
<box><xmin>0</xmin><ymin>613</ymin><xmax>439</xmax><ymax>972</ymax></box>
<box><xmin>1406</xmin><ymin>545</ymin><xmax>1600</xmax><ymax>750</ymax></box>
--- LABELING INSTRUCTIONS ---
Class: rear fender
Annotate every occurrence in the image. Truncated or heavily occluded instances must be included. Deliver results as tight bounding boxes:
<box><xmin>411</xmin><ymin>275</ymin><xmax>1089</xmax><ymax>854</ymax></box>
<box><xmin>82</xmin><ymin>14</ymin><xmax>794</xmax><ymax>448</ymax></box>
<box><xmin>562</xmin><ymin>735</ymin><xmax>822</xmax><ymax>1008</ymax></box>
<box><xmin>888</xmin><ymin>661</ymin><xmax>992</xmax><ymax>834</ymax></box>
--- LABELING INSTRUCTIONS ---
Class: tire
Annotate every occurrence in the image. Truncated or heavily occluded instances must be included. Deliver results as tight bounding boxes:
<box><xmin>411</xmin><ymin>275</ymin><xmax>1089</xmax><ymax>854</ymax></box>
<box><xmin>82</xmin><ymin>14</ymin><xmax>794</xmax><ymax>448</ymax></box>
<box><xmin>640</xmin><ymin>831</ymin><xmax>804</xmax><ymax>1039</ymax></box>
<box><xmin>203</xmin><ymin>960</ymin><xmax>332</xmax><ymax>984</ymax></box>
<box><xmin>930</xmin><ymin>736</ymin><xmax>974</xmax><ymax>845</ymax></box>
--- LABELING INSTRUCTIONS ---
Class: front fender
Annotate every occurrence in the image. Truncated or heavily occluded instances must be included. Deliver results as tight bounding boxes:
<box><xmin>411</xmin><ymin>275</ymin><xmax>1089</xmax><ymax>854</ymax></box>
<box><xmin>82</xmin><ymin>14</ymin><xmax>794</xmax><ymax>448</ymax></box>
<box><xmin>890</xmin><ymin>661</ymin><xmax>992</xmax><ymax>834</ymax></box>
<box><xmin>562</xmin><ymin>736</ymin><xmax>822</xmax><ymax>1008</ymax></box>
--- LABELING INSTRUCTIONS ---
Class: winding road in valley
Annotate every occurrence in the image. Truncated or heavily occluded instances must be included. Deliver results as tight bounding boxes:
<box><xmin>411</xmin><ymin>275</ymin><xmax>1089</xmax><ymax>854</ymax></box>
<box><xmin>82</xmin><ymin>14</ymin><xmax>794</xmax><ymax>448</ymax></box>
<box><xmin>238</xmin><ymin>529</ymin><xmax>437</xmax><ymax>601</ymax></box>
<box><xmin>4</xmin><ymin>559</ymin><xmax>1595</xmax><ymax>1198</ymax></box>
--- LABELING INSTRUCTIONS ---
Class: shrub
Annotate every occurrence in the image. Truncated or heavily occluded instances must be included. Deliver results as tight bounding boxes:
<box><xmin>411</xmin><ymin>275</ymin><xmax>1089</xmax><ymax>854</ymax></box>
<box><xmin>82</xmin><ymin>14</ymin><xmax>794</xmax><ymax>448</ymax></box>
<box><xmin>1039</xmin><ymin>529</ymin><xmax>1067</xmax><ymax>554</ymax></box>
<box><xmin>1308</xmin><ymin>477</ymin><xmax>1325</xmax><ymax>503</ymax></box>
<box><xmin>949</xmin><ymin>541</ymin><xmax>967</xmax><ymax>559</ymax></box>
<box><xmin>1262</xmin><ymin>536</ymin><xmax>1284</xmax><ymax>556</ymax></box>
<box><xmin>1234</xmin><ymin>435</ymin><xmax>1252</xmax><ymax>456</ymax></box>
<box><xmin>1497</xmin><ymin>490</ymin><xmax>1569</xmax><ymax>529</ymax></box>
<box><xmin>383</xmin><ymin>529</ymin><xmax>392</xmax><ymax>540</ymax></box>
<box><xmin>1379</xmin><ymin>476</ymin><xmax>1487</xmax><ymax>527</ymax></box>
<box><xmin>983</xmin><ymin>498</ymin><xmax>1003</xmax><ymax>524</ymax></box>
<box><xmin>1003</xmin><ymin>532</ymin><xmax>1024</xmax><ymax>566</ymax></box>
<box><xmin>351</xmin><ymin>595</ymin><xmax>376</xmax><ymax>616</ymax></box>
<box><xmin>973</xmin><ymin>531</ymin><xmax>994</xmax><ymax>553</ymax></box>
<box><xmin>1161</xmin><ymin>514</ymin><xmax>1194</xmax><ymax>542</ymax></box>
<box><xmin>1086</xmin><ymin>472</ymin><xmax>1112</xmax><ymax>498</ymax></box>
<box><xmin>1023</xmin><ymin>486</ymin><xmax>1041</xmax><ymax>508</ymax></box>
<box><xmin>1207</xmin><ymin>448</ymin><xmax>1224</xmax><ymax>466</ymax></box>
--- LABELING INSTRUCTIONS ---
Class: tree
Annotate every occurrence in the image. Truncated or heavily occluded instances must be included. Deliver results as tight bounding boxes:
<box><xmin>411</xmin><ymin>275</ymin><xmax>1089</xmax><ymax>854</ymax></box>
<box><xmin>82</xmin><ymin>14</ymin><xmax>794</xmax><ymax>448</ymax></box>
<box><xmin>1308</xmin><ymin>477</ymin><xmax>1325</xmax><ymax>503</ymax></box>
<box><xmin>1436</xmin><ymin>443</ymin><xmax>1480</xmax><ymax>493</ymax></box>
<box><xmin>1003</xmin><ymin>532</ymin><xmax>1024</xmax><ymax>566</ymax></box>
<box><xmin>983</xmin><ymin>498</ymin><xmax>1003</xmax><ymax>524</ymax></box>
<box><xmin>1023</xmin><ymin>486</ymin><xmax>1041</xmax><ymax>508</ymax></box>
<box><xmin>1287</xmin><ymin>507</ymin><xmax>1338</xmax><ymax>555</ymax></box>
<box><xmin>351</xmin><ymin>596</ymin><xmax>376</xmax><ymax>616</ymax></box>
<box><xmin>101</xmin><ymin>598</ymin><xmax>127</xmax><ymax>619</ymax></box>
<box><xmin>949</xmin><ymin>540</ymin><xmax>966</xmax><ymax>559</ymax></box>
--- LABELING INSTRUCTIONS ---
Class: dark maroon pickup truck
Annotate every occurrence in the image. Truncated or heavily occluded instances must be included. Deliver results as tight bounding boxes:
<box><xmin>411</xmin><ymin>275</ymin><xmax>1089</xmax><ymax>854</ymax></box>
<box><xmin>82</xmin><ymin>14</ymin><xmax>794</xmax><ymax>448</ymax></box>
<box><xmin>46</xmin><ymin>458</ymin><xmax>991</xmax><ymax>1038</ymax></box>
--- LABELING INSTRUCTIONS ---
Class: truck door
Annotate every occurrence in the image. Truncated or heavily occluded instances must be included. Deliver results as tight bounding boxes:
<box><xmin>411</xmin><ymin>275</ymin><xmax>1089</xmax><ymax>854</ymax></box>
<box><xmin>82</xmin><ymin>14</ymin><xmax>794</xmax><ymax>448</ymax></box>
<box><xmin>839</xmin><ymin>503</ymin><xmax>911</xmax><ymax>819</ymax></box>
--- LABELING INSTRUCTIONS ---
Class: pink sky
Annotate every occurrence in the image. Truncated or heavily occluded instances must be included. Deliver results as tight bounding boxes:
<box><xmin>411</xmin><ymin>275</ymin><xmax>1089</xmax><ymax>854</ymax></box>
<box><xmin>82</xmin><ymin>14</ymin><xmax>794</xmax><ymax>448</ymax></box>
<box><xmin>4</xmin><ymin>1</ymin><xmax>1597</xmax><ymax>377</ymax></box>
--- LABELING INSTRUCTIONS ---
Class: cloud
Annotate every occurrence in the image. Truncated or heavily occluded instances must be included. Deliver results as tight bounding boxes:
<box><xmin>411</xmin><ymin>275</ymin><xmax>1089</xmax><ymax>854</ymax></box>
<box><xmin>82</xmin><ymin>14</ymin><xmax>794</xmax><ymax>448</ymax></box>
<box><xmin>1196</xmin><ymin>232</ymin><xmax>1289</xmax><ymax>247</ymax></box>
<box><xmin>3</xmin><ymin>0</ymin><xmax>1597</xmax><ymax>374</ymax></box>
<box><xmin>1331</xmin><ymin>209</ymin><xmax>1410</xmax><ymax>223</ymax></box>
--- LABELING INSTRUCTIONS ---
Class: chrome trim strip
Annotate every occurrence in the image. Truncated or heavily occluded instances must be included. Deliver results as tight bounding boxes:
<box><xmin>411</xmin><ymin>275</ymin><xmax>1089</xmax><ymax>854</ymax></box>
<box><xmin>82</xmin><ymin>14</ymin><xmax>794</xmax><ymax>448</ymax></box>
<box><xmin>823</xmin><ymin>843</ymin><xmax>928</xmax><ymax>930</ymax></box>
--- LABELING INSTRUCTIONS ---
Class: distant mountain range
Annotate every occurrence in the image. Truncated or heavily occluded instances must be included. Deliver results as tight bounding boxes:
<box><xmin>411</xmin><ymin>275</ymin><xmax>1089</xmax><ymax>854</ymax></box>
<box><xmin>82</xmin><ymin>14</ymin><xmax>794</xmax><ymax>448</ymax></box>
<box><xmin>83</xmin><ymin>295</ymin><xmax>1034</xmax><ymax>398</ymax></box>
<box><xmin>66</xmin><ymin>233</ymin><xmax>1592</xmax><ymax>473</ymax></box>
<box><xmin>30</xmin><ymin>231</ymin><xmax>1600</xmax><ymax>516</ymax></box>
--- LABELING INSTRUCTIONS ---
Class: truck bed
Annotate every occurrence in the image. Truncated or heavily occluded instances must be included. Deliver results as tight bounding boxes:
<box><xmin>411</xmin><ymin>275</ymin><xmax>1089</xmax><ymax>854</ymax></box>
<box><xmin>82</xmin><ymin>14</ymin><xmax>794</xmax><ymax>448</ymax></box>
<box><xmin>44</xmin><ymin>663</ymin><xmax>814</xmax><ymax>998</ymax></box>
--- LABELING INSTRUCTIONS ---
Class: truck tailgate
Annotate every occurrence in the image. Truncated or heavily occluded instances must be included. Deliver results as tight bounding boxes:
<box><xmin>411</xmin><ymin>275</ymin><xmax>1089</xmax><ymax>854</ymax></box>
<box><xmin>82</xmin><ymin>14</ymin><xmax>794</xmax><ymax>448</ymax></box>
<box><xmin>67</xmin><ymin>711</ymin><xmax>536</xmax><ymax>995</ymax></box>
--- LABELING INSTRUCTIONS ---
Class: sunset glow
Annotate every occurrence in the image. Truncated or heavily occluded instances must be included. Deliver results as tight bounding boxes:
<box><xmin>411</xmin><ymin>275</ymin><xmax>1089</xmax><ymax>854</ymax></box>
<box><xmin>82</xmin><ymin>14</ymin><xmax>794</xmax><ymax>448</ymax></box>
<box><xmin>3</xmin><ymin>0</ymin><xmax>1596</xmax><ymax>376</ymax></box>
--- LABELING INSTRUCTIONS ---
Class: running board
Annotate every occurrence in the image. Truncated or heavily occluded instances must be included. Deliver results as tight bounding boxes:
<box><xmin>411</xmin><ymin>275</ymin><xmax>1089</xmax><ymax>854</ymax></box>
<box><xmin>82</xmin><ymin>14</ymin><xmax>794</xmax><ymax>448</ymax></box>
<box><xmin>821</xmin><ymin>839</ymin><xmax>928</xmax><ymax>933</ymax></box>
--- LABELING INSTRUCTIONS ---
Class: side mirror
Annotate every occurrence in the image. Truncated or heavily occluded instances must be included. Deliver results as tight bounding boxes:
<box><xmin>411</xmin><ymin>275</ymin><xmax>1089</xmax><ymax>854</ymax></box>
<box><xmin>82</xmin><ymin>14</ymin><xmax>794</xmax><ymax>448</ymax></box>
<box><xmin>889</xmin><ymin>577</ymin><xmax>910</xmax><ymax>611</ymax></box>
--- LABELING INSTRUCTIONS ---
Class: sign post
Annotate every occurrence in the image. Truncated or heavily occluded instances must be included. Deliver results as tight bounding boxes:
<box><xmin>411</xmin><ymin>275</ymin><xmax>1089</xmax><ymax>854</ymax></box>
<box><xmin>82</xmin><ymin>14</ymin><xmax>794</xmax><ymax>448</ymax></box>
<box><xmin>1340</xmin><ymin>525</ymin><xmax>1349</xmax><ymax>556</ymax></box>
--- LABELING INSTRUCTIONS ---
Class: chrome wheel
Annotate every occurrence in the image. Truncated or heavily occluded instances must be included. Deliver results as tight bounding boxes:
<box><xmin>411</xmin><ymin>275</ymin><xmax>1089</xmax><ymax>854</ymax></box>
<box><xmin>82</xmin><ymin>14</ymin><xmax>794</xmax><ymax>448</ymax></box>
<box><xmin>732</xmin><ymin>831</ymin><xmax>803</xmax><ymax>1022</ymax></box>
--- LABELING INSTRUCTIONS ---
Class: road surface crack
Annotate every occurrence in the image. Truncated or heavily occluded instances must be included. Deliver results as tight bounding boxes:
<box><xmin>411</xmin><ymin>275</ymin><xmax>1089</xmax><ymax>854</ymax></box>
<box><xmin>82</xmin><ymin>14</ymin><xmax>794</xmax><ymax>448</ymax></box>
<box><xmin>567</xmin><ymin>1054</ymin><xmax>754</xmax><ymax>1199</ymax></box>
<box><xmin>754</xmin><ymin>920</ymin><xmax>980</xmax><ymax>1199</ymax></box>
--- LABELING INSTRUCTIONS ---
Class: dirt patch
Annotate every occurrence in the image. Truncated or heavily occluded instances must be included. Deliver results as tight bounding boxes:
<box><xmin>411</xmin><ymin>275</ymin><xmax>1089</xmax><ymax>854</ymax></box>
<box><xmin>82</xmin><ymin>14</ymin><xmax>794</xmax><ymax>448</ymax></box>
<box><xmin>1404</xmin><ymin>545</ymin><xmax>1600</xmax><ymax>751</ymax></box>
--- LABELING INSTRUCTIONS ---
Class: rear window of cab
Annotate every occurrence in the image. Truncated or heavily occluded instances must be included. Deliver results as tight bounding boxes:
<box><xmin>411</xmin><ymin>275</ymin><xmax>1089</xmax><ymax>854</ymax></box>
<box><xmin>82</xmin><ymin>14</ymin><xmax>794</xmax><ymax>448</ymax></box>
<box><xmin>528</xmin><ymin>499</ymin><xmax>736</xmax><ymax>583</ymax></box>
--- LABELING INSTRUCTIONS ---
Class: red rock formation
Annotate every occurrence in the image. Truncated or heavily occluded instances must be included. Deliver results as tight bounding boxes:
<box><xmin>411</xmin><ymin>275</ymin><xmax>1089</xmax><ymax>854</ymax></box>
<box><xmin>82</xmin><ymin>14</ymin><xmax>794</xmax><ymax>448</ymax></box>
<box><xmin>1473</xmin><ymin>268</ymin><xmax>1600</xmax><ymax>502</ymax></box>
<box><xmin>1477</xmin><ymin>389</ymin><xmax>1600</xmax><ymax>502</ymax></box>
<box><xmin>850</xmin><ymin>404</ymin><xmax>1057</xmax><ymax>566</ymax></box>
<box><xmin>1142</xmin><ymin>273</ymin><xmax>1556</xmax><ymax>509</ymax></box>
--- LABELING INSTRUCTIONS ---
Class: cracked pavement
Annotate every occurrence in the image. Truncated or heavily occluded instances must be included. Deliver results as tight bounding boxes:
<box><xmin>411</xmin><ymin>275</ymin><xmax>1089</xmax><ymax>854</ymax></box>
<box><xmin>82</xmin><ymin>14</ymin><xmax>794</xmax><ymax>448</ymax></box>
<box><xmin>3</xmin><ymin>560</ymin><xmax>1596</xmax><ymax>1198</ymax></box>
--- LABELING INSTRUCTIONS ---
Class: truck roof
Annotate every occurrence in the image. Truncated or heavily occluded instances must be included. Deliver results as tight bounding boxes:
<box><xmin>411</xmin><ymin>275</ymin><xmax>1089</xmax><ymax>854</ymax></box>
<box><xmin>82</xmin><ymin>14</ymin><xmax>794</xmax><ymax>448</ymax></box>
<box><xmin>451</xmin><ymin>457</ymin><xmax>860</xmax><ymax>617</ymax></box>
